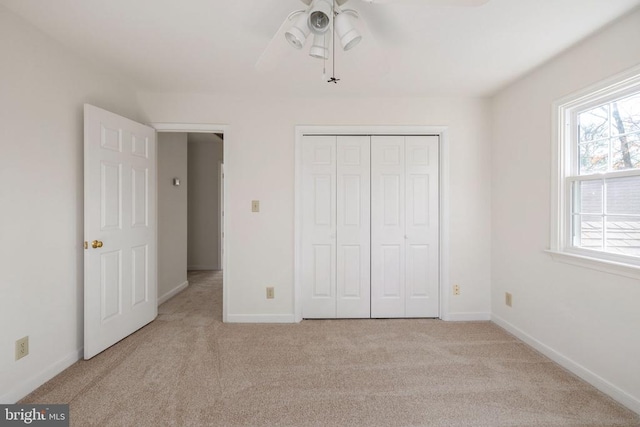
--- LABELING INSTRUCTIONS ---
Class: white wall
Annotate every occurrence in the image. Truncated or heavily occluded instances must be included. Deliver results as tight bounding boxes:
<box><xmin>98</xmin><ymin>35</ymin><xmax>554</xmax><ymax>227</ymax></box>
<box><xmin>0</xmin><ymin>5</ymin><xmax>142</xmax><ymax>402</ymax></box>
<box><xmin>158</xmin><ymin>133</ymin><xmax>188</xmax><ymax>302</ymax></box>
<box><xmin>187</xmin><ymin>133</ymin><xmax>223</xmax><ymax>270</ymax></box>
<box><xmin>137</xmin><ymin>94</ymin><xmax>492</xmax><ymax>321</ymax></box>
<box><xmin>491</xmin><ymin>9</ymin><xmax>640</xmax><ymax>413</ymax></box>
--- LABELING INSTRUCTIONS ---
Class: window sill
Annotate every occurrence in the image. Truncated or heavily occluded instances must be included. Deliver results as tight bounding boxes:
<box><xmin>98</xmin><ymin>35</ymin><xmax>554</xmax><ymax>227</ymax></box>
<box><xmin>545</xmin><ymin>250</ymin><xmax>640</xmax><ymax>280</ymax></box>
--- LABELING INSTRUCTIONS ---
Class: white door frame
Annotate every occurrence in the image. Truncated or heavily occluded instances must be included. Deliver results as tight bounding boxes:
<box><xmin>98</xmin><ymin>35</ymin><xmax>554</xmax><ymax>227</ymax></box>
<box><xmin>294</xmin><ymin>125</ymin><xmax>451</xmax><ymax>322</ymax></box>
<box><xmin>218</xmin><ymin>161</ymin><xmax>224</xmax><ymax>271</ymax></box>
<box><xmin>150</xmin><ymin>123</ymin><xmax>229</xmax><ymax>322</ymax></box>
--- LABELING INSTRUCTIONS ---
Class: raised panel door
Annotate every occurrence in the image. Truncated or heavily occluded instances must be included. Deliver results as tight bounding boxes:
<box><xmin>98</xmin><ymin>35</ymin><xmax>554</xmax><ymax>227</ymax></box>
<box><xmin>405</xmin><ymin>136</ymin><xmax>439</xmax><ymax>317</ymax></box>
<box><xmin>301</xmin><ymin>136</ymin><xmax>337</xmax><ymax>318</ymax></box>
<box><xmin>371</xmin><ymin>136</ymin><xmax>406</xmax><ymax>318</ymax></box>
<box><xmin>84</xmin><ymin>104</ymin><xmax>157</xmax><ymax>359</ymax></box>
<box><xmin>336</xmin><ymin>136</ymin><xmax>370</xmax><ymax>318</ymax></box>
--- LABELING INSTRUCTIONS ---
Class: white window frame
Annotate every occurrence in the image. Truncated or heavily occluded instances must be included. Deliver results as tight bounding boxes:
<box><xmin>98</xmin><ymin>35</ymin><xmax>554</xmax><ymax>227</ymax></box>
<box><xmin>549</xmin><ymin>65</ymin><xmax>640</xmax><ymax>280</ymax></box>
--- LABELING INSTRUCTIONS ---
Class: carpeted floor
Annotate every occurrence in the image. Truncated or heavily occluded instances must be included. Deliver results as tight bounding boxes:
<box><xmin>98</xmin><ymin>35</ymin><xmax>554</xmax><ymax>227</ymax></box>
<box><xmin>21</xmin><ymin>271</ymin><xmax>640</xmax><ymax>426</ymax></box>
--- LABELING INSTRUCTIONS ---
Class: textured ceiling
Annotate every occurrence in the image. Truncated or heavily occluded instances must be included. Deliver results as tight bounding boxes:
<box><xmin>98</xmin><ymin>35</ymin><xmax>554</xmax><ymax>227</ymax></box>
<box><xmin>2</xmin><ymin>0</ymin><xmax>639</xmax><ymax>97</ymax></box>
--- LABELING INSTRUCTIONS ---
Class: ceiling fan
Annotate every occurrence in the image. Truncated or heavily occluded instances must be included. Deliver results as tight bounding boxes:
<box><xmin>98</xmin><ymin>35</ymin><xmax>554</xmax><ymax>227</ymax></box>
<box><xmin>256</xmin><ymin>0</ymin><xmax>490</xmax><ymax>79</ymax></box>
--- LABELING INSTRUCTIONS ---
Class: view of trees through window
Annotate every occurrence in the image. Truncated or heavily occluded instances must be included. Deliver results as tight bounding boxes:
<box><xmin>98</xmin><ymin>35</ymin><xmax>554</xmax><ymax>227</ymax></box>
<box><xmin>572</xmin><ymin>91</ymin><xmax>640</xmax><ymax>258</ymax></box>
<box><xmin>578</xmin><ymin>93</ymin><xmax>640</xmax><ymax>174</ymax></box>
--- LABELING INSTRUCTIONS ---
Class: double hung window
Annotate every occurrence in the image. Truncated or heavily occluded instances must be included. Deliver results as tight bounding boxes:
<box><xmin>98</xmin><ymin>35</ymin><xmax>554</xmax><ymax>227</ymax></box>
<box><xmin>553</xmin><ymin>68</ymin><xmax>640</xmax><ymax>272</ymax></box>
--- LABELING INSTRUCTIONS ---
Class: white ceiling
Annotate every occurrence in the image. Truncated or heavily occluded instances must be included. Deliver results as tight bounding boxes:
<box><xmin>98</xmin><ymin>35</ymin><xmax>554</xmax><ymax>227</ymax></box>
<box><xmin>2</xmin><ymin>0</ymin><xmax>639</xmax><ymax>97</ymax></box>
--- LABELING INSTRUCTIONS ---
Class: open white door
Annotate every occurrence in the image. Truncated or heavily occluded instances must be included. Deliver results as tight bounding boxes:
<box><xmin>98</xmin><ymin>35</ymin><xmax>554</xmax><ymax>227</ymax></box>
<box><xmin>84</xmin><ymin>104</ymin><xmax>157</xmax><ymax>359</ymax></box>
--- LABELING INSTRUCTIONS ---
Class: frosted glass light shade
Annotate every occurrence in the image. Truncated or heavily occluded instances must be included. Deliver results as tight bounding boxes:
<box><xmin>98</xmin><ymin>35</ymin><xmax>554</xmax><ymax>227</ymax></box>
<box><xmin>285</xmin><ymin>12</ymin><xmax>311</xmax><ymax>49</ymax></box>
<box><xmin>309</xmin><ymin>33</ymin><xmax>329</xmax><ymax>59</ymax></box>
<box><xmin>335</xmin><ymin>12</ymin><xmax>362</xmax><ymax>51</ymax></box>
<box><xmin>308</xmin><ymin>0</ymin><xmax>332</xmax><ymax>34</ymax></box>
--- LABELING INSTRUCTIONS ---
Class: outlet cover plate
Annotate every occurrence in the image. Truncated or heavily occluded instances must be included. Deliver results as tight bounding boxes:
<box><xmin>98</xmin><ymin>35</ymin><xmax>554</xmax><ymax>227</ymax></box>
<box><xmin>15</xmin><ymin>336</ymin><xmax>29</xmax><ymax>361</ymax></box>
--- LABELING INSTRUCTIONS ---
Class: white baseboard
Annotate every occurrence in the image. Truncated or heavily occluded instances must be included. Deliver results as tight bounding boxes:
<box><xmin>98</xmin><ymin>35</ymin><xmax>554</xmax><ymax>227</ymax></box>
<box><xmin>158</xmin><ymin>280</ymin><xmax>189</xmax><ymax>305</ymax></box>
<box><xmin>187</xmin><ymin>265</ymin><xmax>219</xmax><ymax>271</ymax></box>
<box><xmin>226</xmin><ymin>314</ymin><xmax>296</xmax><ymax>323</ymax></box>
<box><xmin>443</xmin><ymin>312</ymin><xmax>491</xmax><ymax>321</ymax></box>
<box><xmin>0</xmin><ymin>347</ymin><xmax>82</xmax><ymax>404</ymax></box>
<box><xmin>492</xmin><ymin>314</ymin><xmax>640</xmax><ymax>415</ymax></box>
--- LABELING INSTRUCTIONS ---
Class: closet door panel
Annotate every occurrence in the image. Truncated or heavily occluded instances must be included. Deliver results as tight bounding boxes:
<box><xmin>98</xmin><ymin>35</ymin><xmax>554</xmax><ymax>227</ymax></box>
<box><xmin>301</xmin><ymin>133</ymin><xmax>439</xmax><ymax>320</ymax></box>
<box><xmin>336</xmin><ymin>136</ymin><xmax>370</xmax><ymax>318</ymax></box>
<box><xmin>405</xmin><ymin>136</ymin><xmax>439</xmax><ymax>317</ymax></box>
<box><xmin>302</xmin><ymin>136</ymin><xmax>337</xmax><ymax>318</ymax></box>
<box><xmin>371</xmin><ymin>136</ymin><xmax>406</xmax><ymax>318</ymax></box>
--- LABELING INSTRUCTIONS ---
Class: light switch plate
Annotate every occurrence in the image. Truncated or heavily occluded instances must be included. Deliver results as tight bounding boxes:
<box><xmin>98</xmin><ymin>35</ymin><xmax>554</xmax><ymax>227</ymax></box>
<box><xmin>252</xmin><ymin>200</ymin><xmax>260</xmax><ymax>213</ymax></box>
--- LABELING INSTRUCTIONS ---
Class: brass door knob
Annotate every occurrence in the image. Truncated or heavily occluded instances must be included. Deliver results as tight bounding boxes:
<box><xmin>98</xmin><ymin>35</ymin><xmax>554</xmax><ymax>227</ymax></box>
<box><xmin>91</xmin><ymin>240</ymin><xmax>103</xmax><ymax>249</ymax></box>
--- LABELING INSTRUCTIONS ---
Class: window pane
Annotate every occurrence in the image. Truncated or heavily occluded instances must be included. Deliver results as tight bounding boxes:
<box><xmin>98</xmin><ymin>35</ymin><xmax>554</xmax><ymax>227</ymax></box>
<box><xmin>605</xmin><ymin>216</ymin><xmax>640</xmax><ymax>257</ymax></box>
<box><xmin>611</xmin><ymin>94</ymin><xmax>640</xmax><ymax>136</ymax></box>
<box><xmin>572</xmin><ymin>214</ymin><xmax>603</xmax><ymax>250</ymax></box>
<box><xmin>579</xmin><ymin>140</ymin><xmax>608</xmax><ymax>174</ymax></box>
<box><xmin>606</xmin><ymin>176</ymin><xmax>640</xmax><ymax>215</ymax></box>
<box><xmin>612</xmin><ymin>132</ymin><xmax>640</xmax><ymax>171</ymax></box>
<box><xmin>579</xmin><ymin>105</ymin><xmax>609</xmax><ymax>142</ymax></box>
<box><xmin>573</xmin><ymin>180</ymin><xmax>602</xmax><ymax>214</ymax></box>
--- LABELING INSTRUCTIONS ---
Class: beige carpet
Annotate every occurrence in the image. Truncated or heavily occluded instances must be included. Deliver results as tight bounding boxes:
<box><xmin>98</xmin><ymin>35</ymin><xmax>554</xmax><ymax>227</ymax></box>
<box><xmin>22</xmin><ymin>271</ymin><xmax>640</xmax><ymax>426</ymax></box>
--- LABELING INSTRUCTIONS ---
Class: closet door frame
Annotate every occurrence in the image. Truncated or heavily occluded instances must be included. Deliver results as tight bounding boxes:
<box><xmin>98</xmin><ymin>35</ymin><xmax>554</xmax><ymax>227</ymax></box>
<box><xmin>294</xmin><ymin>126</ymin><xmax>451</xmax><ymax>322</ymax></box>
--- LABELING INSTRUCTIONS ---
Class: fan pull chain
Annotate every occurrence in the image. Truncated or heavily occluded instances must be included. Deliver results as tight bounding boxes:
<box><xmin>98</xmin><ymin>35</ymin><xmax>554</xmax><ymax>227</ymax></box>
<box><xmin>328</xmin><ymin>1</ymin><xmax>340</xmax><ymax>84</ymax></box>
<box><xmin>322</xmin><ymin>32</ymin><xmax>328</xmax><ymax>81</ymax></box>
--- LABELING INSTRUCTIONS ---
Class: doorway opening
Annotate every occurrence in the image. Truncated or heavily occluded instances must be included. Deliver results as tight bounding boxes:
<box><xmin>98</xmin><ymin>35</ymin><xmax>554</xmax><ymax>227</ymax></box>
<box><xmin>153</xmin><ymin>123</ymin><xmax>228</xmax><ymax>322</ymax></box>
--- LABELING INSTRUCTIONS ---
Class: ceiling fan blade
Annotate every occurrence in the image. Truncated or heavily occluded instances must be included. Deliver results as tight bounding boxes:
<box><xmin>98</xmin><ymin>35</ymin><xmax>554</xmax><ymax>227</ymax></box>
<box><xmin>359</xmin><ymin>0</ymin><xmax>490</xmax><ymax>6</ymax></box>
<box><xmin>355</xmin><ymin>1</ymin><xmax>407</xmax><ymax>44</ymax></box>
<box><xmin>347</xmin><ymin>8</ymin><xmax>392</xmax><ymax>76</ymax></box>
<box><xmin>255</xmin><ymin>13</ymin><xmax>299</xmax><ymax>72</ymax></box>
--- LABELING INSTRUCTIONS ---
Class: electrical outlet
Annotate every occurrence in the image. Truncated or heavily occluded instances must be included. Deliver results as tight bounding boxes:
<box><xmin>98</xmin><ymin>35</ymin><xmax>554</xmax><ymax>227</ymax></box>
<box><xmin>453</xmin><ymin>284</ymin><xmax>461</xmax><ymax>296</ymax></box>
<box><xmin>15</xmin><ymin>336</ymin><xmax>29</xmax><ymax>361</ymax></box>
<box><xmin>266</xmin><ymin>287</ymin><xmax>275</xmax><ymax>299</ymax></box>
<box><xmin>251</xmin><ymin>200</ymin><xmax>260</xmax><ymax>213</ymax></box>
<box><xmin>505</xmin><ymin>292</ymin><xmax>513</xmax><ymax>307</ymax></box>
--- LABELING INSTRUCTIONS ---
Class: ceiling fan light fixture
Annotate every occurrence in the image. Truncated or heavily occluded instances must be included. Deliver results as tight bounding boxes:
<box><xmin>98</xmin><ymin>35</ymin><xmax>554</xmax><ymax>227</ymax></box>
<box><xmin>285</xmin><ymin>11</ymin><xmax>311</xmax><ymax>49</ymax></box>
<box><xmin>309</xmin><ymin>33</ymin><xmax>330</xmax><ymax>60</ymax></box>
<box><xmin>308</xmin><ymin>0</ymin><xmax>332</xmax><ymax>35</ymax></box>
<box><xmin>335</xmin><ymin>12</ymin><xmax>362</xmax><ymax>51</ymax></box>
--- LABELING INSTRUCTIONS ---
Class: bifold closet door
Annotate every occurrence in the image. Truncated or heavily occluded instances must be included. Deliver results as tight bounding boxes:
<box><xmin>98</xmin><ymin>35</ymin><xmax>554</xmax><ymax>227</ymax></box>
<box><xmin>301</xmin><ymin>136</ymin><xmax>337</xmax><ymax>318</ymax></box>
<box><xmin>371</xmin><ymin>135</ymin><xmax>439</xmax><ymax>318</ymax></box>
<box><xmin>301</xmin><ymin>135</ymin><xmax>370</xmax><ymax>318</ymax></box>
<box><xmin>336</xmin><ymin>136</ymin><xmax>370</xmax><ymax>318</ymax></box>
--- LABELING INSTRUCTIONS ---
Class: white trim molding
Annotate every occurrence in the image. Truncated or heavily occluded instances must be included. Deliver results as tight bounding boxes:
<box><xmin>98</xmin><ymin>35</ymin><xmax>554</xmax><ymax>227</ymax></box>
<box><xmin>158</xmin><ymin>280</ymin><xmax>189</xmax><ymax>305</ymax></box>
<box><xmin>226</xmin><ymin>314</ymin><xmax>297</xmax><ymax>323</ymax></box>
<box><xmin>150</xmin><ymin>123</ymin><xmax>230</xmax><ymax>323</ymax></box>
<box><xmin>187</xmin><ymin>266</ymin><xmax>219</xmax><ymax>271</ymax></box>
<box><xmin>294</xmin><ymin>125</ymin><xmax>451</xmax><ymax>322</ymax></box>
<box><xmin>492</xmin><ymin>314</ymin><xmax>640</xmax><ymax>415</ymax></box>
<box><xmin>545</xmin><ymin>250</ymin><xmax>640</xmax><ymax>280</ymax></box>
<box><xmin>444</xmin><ymin>312</ymin><xmax>491</xmax><ymax>322</ymax></box>
<box><xmin>150</xmin><ymin>123</ymin><xmax>229</xmax><ymax>133</ymax></box>
<box><xmin>0</xmin><ymin>348</ymin><xmax>83</xmax><ymax>404</ymax></box>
